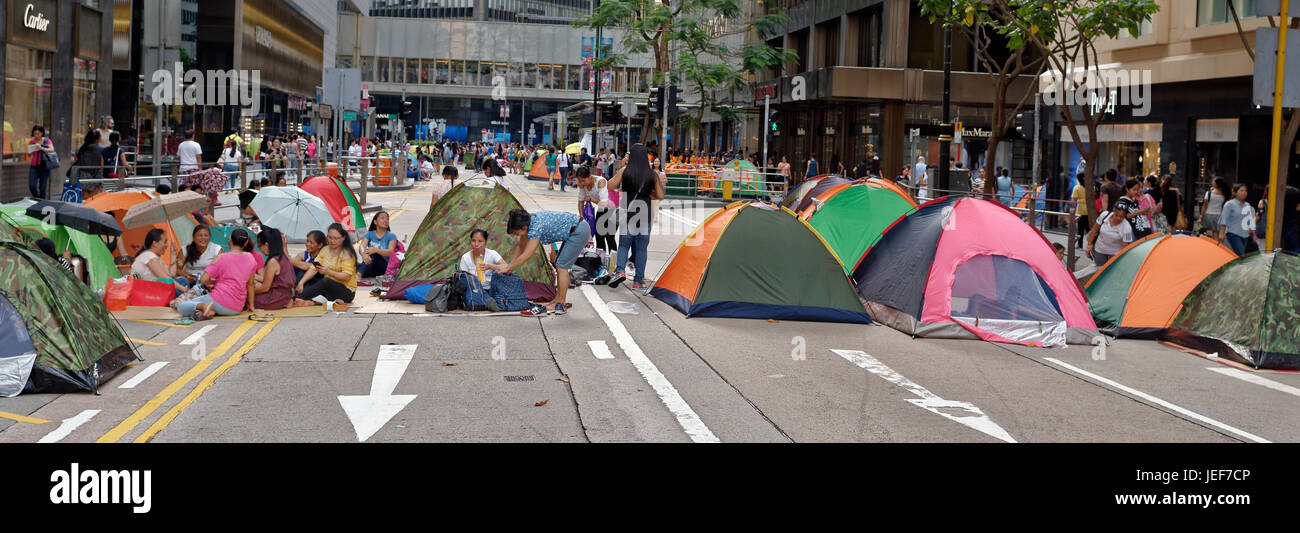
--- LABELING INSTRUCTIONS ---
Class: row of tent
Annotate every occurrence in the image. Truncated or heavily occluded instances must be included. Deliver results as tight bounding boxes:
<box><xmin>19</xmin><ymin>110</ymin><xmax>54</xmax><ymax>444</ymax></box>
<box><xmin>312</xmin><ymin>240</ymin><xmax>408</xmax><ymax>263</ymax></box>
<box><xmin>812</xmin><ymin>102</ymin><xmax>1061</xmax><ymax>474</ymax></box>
<box><xmin>0</xmin><ymin>174</ymin><xmax>369</xmax><ymax>397</ymax></box>
<box><xmin>648</xmin><ymin>175</ymin><xmax>1300</xmax><ymax>371</ymax></box>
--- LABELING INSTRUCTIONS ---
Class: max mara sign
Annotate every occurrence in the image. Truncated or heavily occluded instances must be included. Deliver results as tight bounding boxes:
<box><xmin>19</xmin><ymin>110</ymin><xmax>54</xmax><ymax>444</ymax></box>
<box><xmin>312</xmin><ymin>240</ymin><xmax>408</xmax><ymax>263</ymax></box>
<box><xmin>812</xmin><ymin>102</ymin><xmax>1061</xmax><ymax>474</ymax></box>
<box><xmin>23</xmin><ymin>2</ymin><xmax>50</xmax><ymax>31</ymax></box>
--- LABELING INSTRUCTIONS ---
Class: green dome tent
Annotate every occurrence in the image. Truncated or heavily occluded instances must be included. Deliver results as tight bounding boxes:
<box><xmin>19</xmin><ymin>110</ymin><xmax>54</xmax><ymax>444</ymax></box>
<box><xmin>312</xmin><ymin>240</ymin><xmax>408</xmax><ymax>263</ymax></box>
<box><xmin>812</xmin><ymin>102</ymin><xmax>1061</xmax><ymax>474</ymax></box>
<box><xmin>0</xmin><ymin>242</ymin><xmax>137</xmax><ymax>396</ymax></box>
<box><xmin>798</xmin><ymin>181</ymin><xmax>919</xmax><ymax>275</ymax></box>
<box><xmin>1167</xmin><ymin>251</ymin><xmax>1300</xmax><ymax>370</ymax></box>
<box><xmin>0</xmin><ymin>205</ymin><xmax>119</xmax><ymax>289</ymax></box>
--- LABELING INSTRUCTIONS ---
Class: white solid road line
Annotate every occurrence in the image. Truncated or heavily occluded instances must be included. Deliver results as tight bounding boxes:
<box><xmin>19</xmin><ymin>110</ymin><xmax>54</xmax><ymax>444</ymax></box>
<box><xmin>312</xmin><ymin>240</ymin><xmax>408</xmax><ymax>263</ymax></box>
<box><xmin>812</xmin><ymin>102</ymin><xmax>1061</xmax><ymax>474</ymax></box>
<box><xmin>580</xmin><ymin>285</ymin><xmax>719</xmax><ymax>443</ymax></box>
<box><xmin>833</xmin><ymin>349</ymin><xmax>1017</xmax><ymax>443</ymax></box>
<box><xmin>1043</xmin><ymin>358</ymin><xmax>1270</xmax><ymax>443</ymax></box>
<box><xmin>38</xmin><ymin>410</ymin><xmax>101</xmax><ymax>443</ymax></box>
<box><xmin>1206</xmin><ymin>367</ymin><xmax>1300</xmax><ymax>399</ymax></box>
<box><xmin>587</xmin><ymin>340</ymin><xmax>615</xmax><ymax>360</ymax></box>
<box><xmin>118</xmin><ymin>361</ymin><xmax>170</xmax><ymax>389</ymax></box>
<box><xmin>178</xmin><ymin>324</ymin><xmax>218</xmax><ymax>345</ymax></box>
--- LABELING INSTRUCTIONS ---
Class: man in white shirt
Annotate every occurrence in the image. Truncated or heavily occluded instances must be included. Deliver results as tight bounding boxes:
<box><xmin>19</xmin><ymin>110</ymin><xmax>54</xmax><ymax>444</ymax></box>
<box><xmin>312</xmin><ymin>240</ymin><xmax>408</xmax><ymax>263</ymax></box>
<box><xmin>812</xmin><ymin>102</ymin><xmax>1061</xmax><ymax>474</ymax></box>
<box><xmin>177</xmin><ymin>129</ymin><xmax>203</xmax><ymax>173</ymax></box>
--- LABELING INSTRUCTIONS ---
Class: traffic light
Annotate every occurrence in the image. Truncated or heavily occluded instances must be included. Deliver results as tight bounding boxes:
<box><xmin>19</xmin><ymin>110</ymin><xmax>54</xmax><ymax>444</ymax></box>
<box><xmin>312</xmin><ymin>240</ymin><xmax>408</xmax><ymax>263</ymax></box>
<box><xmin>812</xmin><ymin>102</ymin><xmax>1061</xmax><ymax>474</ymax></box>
<box><xmin>1016</xmin><ymin>110</ymin><xmax>1035</xmax><ymax>138</ymax></box>
<box><xmin>767</xmin><ymin>109</ymin><xmax>780</xmax><ymax>139</ymax></box>
<box><xmin>401</xmin><ymin>100</ymin><xmax>414</xmax><ymax>118</ymax></box>
<box><xmin>667</xmin><ymin>85</ymin><xmax>684</xmax><ymax>121</ymax></box>
<box><xmin>648</xmin><ymin>86</ymin><xmax>663</xmax><ymax>115</ymax></box>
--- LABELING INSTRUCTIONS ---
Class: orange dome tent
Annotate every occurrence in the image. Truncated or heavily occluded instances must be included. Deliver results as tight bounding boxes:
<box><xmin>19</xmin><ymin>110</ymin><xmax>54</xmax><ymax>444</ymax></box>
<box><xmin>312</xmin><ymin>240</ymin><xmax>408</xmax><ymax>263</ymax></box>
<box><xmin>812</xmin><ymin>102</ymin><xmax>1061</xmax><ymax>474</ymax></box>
<box><xmin>84</xmin><ymin>191</ymin><xmax>181</xmax><ymax>260</ymax></box>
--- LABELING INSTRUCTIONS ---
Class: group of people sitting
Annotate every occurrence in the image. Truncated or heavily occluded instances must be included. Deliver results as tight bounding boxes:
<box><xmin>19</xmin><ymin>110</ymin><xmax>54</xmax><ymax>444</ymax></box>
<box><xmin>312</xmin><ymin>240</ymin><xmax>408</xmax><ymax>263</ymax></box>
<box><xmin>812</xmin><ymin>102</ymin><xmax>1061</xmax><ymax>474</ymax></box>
<box><xmin>121</xmin><ymin>206</ymin><xmax>404</xmax><ymax>320</ymax></box>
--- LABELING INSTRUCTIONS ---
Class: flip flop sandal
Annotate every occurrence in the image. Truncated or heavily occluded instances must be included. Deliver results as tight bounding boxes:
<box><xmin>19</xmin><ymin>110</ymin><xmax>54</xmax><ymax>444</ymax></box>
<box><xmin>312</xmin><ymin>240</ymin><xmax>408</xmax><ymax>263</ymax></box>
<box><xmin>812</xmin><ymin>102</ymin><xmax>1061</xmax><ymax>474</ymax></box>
<box><xmin>326</xmin><ymin>300</ymin><xmax>350</xmax><ymax>313</ymax></box>
<box><xmin>174</xmin><ymin>318</ymin><xmax>195</xmax><ymax>326</ymax></box>
<box><xmin>191</xmin><ymin>311</ymin><xmax>213</xmax><ymax>322</ymax></box>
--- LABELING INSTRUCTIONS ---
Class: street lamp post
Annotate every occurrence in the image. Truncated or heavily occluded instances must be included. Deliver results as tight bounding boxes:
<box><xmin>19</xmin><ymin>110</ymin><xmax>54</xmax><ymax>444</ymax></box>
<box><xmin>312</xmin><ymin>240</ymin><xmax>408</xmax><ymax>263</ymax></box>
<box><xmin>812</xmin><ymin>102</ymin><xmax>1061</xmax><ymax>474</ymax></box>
<box><xmin>938</xmin><ymin>1</ymin><xmax>952</xmax><ymax>195</ymax></box>
<box><xmin>592</xmin><ymin>0</ymin><xmax>603</xmax><ymax>155</ymax></box>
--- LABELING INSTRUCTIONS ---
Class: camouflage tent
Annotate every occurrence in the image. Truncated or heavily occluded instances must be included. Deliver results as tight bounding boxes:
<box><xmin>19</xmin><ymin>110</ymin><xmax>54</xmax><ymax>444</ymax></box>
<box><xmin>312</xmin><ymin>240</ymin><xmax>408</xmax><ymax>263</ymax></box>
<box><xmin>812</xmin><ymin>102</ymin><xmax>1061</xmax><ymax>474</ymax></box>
<box><xmin>1166</xmin><ymin>251</ymin><xmax>1300</xmax><ymax>370</ymax></box>
<box><xmin>0</xmin><ymin>214</ymin><xmax>25</xmax><ymax>243</ymax></box>
<box><xmin>0</xmin><ymin>242</ymin><xmax>137</xmax><ymax>396</ymax></box>
<box><xmin>393</xmin><ymin>180</ymin><xmax>555</xmax><ymax>299</ymax></box>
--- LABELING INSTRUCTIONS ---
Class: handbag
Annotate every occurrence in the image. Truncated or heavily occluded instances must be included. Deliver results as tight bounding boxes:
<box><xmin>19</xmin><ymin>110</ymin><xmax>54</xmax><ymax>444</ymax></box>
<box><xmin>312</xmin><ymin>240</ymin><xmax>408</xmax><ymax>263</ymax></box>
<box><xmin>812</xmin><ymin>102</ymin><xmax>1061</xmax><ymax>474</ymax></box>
<box><xmin>423</xmin><ymin>283</ymin><xmax>451</xmax><ymax>313</ymax></box>
<box><xmin>41</xmin><ymin>142</ymin><xmax>60</xmax><ymax>171</ymax></box>
<box><xmin>1174</xmin><ymin>211</ymin><xmax>1189</xmax><ymax>231</ymax></box>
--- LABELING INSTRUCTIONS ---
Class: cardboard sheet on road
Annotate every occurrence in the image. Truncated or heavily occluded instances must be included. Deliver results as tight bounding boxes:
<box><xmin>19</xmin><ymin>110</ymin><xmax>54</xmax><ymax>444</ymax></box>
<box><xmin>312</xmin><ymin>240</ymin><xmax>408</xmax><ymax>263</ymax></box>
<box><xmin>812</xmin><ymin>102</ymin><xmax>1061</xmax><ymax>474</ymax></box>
<box><xmin>111</xmin><ymin>305</ymin><xmax>328</xmax><ymax>321</ymax></box>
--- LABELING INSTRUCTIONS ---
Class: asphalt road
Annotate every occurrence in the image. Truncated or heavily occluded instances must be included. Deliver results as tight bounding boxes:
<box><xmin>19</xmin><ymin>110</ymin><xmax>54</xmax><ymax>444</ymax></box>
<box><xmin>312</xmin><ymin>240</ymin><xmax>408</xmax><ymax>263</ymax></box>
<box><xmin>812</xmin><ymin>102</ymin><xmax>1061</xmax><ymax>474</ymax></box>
<box><xmin>3</xmin><ymin>169</ymin><xmax>1297</xmax><ymax>443</ymax></box>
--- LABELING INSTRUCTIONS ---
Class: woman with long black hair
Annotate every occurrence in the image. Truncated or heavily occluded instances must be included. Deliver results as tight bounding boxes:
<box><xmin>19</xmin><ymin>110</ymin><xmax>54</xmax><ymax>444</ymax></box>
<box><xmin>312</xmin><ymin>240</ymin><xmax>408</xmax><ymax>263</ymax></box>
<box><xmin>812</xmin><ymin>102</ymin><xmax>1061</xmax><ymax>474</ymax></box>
<box><xmin>175</xmin><ymin>225</ymin><xmax>221</xmax><ymax>288</ymax></box>
<box><xmin>605</xmin><ymin>143</ymin><xmax>664</xmax><ymax>291</ymax></box>
<box><xmin>294</xmin><ymin>223</ymin><xmax>357</xmax><ymax>310</ymax></box>
<box><xmin>358</xmin><ymin>211</ymin><xmax>398</xmax><ymax>278</ymax></box>
<box><xmin>253</xmin><ymin>227</ymin><xmax>295</xmax><ymax>310</ymax></box>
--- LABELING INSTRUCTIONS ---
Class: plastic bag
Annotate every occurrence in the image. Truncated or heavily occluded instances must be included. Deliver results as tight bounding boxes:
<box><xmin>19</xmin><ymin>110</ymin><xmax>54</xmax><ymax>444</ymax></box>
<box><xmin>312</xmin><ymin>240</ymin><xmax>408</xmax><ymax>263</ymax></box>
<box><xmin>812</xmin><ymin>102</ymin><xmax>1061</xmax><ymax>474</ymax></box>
<box><xmin>103</xmin><ymin>278</ymin><xmax>133</xmax><ymax>311</ymax></box>
<box><xmin>403</xmin><ymin>283</ymin><xmax>436</xmax><ymax>304</ymax></box>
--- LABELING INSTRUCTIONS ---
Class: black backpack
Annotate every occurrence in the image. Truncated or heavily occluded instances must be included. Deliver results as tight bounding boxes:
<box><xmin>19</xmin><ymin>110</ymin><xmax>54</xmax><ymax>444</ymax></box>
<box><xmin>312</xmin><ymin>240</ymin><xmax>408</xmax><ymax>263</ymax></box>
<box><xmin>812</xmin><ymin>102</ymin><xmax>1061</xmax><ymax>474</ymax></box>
<box><xmin>447</xmin><ymin>275</ymin><xmax>465</xmax><ymax>311</ymax></box>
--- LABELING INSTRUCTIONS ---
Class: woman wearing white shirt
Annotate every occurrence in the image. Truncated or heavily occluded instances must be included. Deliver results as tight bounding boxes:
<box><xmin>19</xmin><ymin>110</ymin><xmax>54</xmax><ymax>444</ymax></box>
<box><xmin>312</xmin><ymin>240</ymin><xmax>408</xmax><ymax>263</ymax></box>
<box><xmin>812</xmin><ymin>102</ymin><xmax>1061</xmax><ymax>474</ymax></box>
<box><xmin>219</xmin><ymin>140</ymin><xmax>243</xmax><ymax>189</ymax></box>
<box><xmin>132</xmin><ymin>229</ymin><xmax>176</xmax><ymax>282</ymax></box>
<box><xmin>1085</xmin><ymin>210</ymin><xmax>1135</xmax><ymax>267</ymax></box>
<box><xmin>175</xmin><ymin>225</ymin><xmax>222</xmax><ymax>288</ymax></box>
<box><xmin>459</xmin><ymin>229</ymin><xmax>507</xmax><ymax>290</ymax></box>
<box><xmin>576</xmin><ymin>166</ymin><xmax>615</xmax><ymax>253</ymax></box>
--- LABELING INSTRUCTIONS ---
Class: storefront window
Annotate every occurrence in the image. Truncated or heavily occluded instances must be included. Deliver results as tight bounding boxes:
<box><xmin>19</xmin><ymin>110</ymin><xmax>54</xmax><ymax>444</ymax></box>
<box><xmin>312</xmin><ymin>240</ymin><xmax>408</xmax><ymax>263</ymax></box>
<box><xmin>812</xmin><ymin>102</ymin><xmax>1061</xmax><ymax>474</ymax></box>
<box><xmin>379</xmin><ymin>58</ymin><xmax>392</xmax><ymax>83</ymax></box>
<box><xmin>478</xmin><ymin>62</ymin><xmax>491</xmax><ymax>86</ymax></box>
<box><xmin>4</xmin><ymin>45</ymin><xmax>54</xmax><ymax>163</ymax></box>
<box><xmin>451</xmin><ymin>60</ymin><xmax>466</xmax><ymax>85</ymax></box>
<box><xmin>509</xmin><ymin>63</ymin><xmax>522</xmax><ymax>87</ymax></box>
<box><xmin>408</xmin><ymin>60</ymin><xmax>420</xmax><ymax>84</ymax></box>
<box><xmin>436</xmin><ymin>60</ymin><xmax>450</xmax><ymax>84</ymax></box>
<box><xmin>524</xmin><ymin>63</ymin><xmax>537</xmax><ymax>88</ymax></box>
<box><xmin>72</xmin><ymin>59</ymin><xmax>98</xmax><ymax>147</ymax></box>
<box><xmin>567</xmin><ymin>65</ymin><xmax>579</xmax><ymax>90</ymax></box>
<box><xmin>361</xmin><ymin>57</ymin><xmax>375</xmax><ymax>82</ymax></box>
<box><xmin>421</xmin><ymin>60</ymin><xmax>431</xmax><ymax>84</ymax></box>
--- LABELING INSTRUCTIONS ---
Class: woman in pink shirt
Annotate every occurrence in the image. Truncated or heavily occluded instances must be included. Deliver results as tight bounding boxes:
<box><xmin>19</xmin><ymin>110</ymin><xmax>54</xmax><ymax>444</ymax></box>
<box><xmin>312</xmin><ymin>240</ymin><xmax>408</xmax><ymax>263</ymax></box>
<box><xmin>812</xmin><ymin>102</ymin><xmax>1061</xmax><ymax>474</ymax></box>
<box><xmin>177</xmin><ymin>229</ymin><xmax>263</xmax><ymax>319</ymax></box>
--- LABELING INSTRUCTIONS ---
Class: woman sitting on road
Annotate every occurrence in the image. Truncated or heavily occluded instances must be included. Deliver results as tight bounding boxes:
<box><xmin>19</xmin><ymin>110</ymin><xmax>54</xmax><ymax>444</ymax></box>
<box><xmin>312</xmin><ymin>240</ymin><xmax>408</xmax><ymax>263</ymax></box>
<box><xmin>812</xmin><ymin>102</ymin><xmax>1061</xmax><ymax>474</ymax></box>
<box><xmin>177</xmin><ymin>229</ymin><xmax>262</xmax><ymax>320</ymax></box>
<box><xmin>293</xmin><ymin>223</ymin><xmax>357</xmax><ymax>311</ymax></box>
<box><xmin>252</xmin><ymin>227</ymin><xmax>295</xmax><ymax>310</ymax></box>
<box><xmin>459</xmin><ymin>228</ymin><xmax>531</xmax><ymax>312</ymax></box>
<box><xmin>289</xmin><ymin>230</ymin><xmax>326</xmax><ymax>283</ymax></box>
<box><xmin>174</xmin><ymin>225</ymin><xmax>221</xmax><ymax>289</ymax></box>
<box><xmin>358</xmin><ymin>211</ymin><xmax>398</xmax><ymax>278</ymax></box>
<box><xmin>132</xmin><ymin>228</ymin><xmax>179</xmax><ymax>286</ymax></box>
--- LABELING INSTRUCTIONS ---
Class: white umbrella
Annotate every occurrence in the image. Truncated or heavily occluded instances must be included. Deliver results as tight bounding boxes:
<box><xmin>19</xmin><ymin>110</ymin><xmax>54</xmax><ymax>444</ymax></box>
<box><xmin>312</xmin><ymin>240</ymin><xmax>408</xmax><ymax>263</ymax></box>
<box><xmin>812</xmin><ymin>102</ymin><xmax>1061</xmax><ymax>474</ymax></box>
<box><xmin>121</xmin><ymin>191</ymin><xmax>209</xmax><ymax>228</ymax></box>
<box><xmin>248</xmin><ymin>186</ymin><xmax>334</xmax><ymax>240</ymax></box>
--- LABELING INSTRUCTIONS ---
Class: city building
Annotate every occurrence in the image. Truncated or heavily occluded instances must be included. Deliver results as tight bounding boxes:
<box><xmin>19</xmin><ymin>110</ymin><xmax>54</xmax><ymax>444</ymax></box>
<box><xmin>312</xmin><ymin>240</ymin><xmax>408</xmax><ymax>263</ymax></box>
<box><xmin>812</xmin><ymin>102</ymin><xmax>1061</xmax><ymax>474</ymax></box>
<box><xmin>748</xmin><ymin>0</ymin><xmax>1036</xmax><ymax>183</ymax></box>
<box><xmin>2</xmin><ymin>0</ymin><xmax>115</xmax><ymax>200</ymax></box>
<box><xmin>337</xmin><ymin>1</ymin><xmax>653</xmax><ymax>145</ymax></box>
<box><xmin>103</xmin><ymin>0</ymin><xmax>351</xmax><ymax>177</ymax></box>
<box><xmin>1047</xmin><ymin>0</ymin><xmax>1298</xmax><ymax>216</ymax></box>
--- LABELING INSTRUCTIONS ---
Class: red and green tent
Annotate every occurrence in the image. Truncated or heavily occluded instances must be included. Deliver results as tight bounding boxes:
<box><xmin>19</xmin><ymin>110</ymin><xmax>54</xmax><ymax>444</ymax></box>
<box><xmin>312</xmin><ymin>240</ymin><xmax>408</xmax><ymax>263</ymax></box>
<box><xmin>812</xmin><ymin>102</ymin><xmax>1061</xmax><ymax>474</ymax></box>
<box><xmin>302</xmin><ymin>175</ymin><xmax>365</xmax><ymax>231</ymax></box>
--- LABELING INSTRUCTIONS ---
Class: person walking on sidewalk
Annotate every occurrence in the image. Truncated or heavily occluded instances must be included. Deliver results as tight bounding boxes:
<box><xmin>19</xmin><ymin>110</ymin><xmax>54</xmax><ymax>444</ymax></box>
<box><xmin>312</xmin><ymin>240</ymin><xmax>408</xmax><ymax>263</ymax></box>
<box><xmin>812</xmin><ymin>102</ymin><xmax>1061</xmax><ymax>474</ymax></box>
<box><xmin>26</xmin><ymin>125</ymin><xmax>56</xmax><ymax>199</ymax></box>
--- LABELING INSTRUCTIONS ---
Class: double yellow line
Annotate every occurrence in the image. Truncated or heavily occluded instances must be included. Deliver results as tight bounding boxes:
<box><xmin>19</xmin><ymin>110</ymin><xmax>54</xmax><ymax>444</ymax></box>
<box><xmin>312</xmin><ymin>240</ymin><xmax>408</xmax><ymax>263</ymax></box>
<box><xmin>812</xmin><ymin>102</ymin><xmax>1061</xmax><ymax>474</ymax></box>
<box><xmin>97</xmin><ymin>317</ymin><xmax>281</xmax><ymax>443</ymax></box>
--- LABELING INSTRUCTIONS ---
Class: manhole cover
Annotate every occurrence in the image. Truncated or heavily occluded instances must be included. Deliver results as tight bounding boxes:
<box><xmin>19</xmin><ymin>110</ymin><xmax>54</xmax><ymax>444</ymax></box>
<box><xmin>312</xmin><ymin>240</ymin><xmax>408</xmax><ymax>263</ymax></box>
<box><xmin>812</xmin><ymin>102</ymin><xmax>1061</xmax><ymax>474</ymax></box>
<box><xmin>504</xmin><ymin>375</ymin><xmax>535</xmax><ymax>382</ymax></box>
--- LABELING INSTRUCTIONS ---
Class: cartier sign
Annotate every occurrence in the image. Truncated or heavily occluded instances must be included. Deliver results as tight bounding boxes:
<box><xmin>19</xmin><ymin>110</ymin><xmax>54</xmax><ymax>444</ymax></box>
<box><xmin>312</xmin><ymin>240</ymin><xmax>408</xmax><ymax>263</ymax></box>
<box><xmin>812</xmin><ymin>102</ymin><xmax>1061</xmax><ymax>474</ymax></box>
<box><xmin>9</xmin><ymin>0</ymin><xmax>58</xmax><ymax>50</ymax></box>
<box><xmin>23</xmin><ymin>2</ymin><xmax>49</xmax><ymax>30</ymax></box>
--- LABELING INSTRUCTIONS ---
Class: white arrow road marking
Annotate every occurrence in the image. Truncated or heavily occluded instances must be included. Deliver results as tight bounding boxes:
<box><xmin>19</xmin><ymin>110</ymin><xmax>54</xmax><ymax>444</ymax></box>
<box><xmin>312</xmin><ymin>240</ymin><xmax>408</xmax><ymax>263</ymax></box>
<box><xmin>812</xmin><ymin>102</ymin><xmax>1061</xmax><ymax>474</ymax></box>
<box><xmin>338</xmin><ymin>344</ymin><xmax>418</xmax><ymax>442</ymax></box>
<box><xmin>1043</xmin><ymin>357</ymin><xmax>1270</xmax><ymax>443</ymax></box>
<box><xmin>587</xmin><ymin>340</ymin><xmax>615</xmax><ymax>360</ymax></box>
<box><xmin>1205</xmin><ymin>367</ymin><xmax>1300</xmax><ymax>399</ymax></box>
<box><xmin>581</xmin><ymin>285</ymin><xmax>718</xmax><ymax>442</ymax></box>
<box><xmin>38</xmin><ymin>410</ymin><xmax>101</xmax><ymax>443</ymax></box>
<box><xmin>118</xmin><ymin>361</ymin><xmax>169</xmax><ymax>389</ymax></box>
<box><xmin>832</xmin><ymin>349</ymin><xmax>1017</xmax><ymax>443</ymax></box>
<box><xmin>179</xmin><ymin>325</ymin><xmax>218</xmax><ymax>345</ymax></box>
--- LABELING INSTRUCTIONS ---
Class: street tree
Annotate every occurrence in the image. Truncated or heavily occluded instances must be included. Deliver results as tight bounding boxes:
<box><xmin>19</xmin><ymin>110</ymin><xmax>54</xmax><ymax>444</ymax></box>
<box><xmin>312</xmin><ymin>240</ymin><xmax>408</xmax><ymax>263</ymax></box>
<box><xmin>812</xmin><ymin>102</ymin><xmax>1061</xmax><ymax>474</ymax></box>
<box><xmin>919</xmin><ymin>0</ymin><xmax>1047</xmax><ymax>199</ymax></box>
<box><xmin>1006</xmin><ymin>0</ymin><xmax>1158</xmax><ymax>218</ymax></box>
<box><xmin>1228</xmin><ymin>1</ymin><xmax>1298</xmax><ymax>247</ymax></box>
<box><xmin>575</xmin><ymin>0</ymin><xmax>796</xmax><ymax>145</ymax></box>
